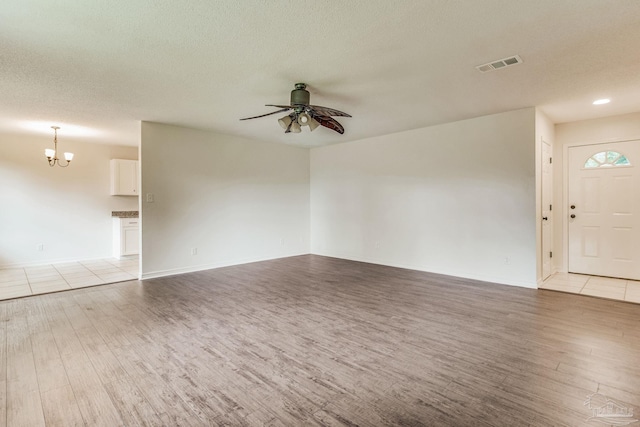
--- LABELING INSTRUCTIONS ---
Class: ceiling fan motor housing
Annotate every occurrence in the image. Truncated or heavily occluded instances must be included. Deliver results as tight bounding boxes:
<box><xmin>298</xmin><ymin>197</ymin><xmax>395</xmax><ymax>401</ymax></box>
<box><xmin>290</xmin><ymin>83</ymin><xmax>310</xmax><ymax>106</ymax></box>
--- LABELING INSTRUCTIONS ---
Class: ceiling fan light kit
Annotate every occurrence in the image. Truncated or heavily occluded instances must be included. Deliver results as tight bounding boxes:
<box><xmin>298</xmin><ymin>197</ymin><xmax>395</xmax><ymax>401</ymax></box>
<box><xmin>306</xmin><ymin>116</ymin><xmax>321</xmax><ymax>131</ymax></box>
<box><xmin>290</xmin><ymin>120</ymin><xmax>302</xmax><ymax>133</ymax></box>
<box><xmin>240</xmin><ymin>83</ymin><xmax>351</xmax><ymax>135</ymax></box>
<box><xmin>278</xmin><ymin>114</ymin><xmax>293</xmax><ymax>130</ymax></box>
<box><xmin>298</xmin><ymin>112</ymin><xmax>310</xmax><ymax>125</ymax></box>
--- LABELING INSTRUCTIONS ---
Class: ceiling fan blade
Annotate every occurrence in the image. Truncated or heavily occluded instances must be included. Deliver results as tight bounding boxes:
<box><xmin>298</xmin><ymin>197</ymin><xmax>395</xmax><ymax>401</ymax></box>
<box><xmin>309</xmin><ymin>105</ymin><xmax>351</xmax><ymax>117</ymax></box>
<box><xmin>312</xmin><ymin>115</ymin><xmax>345</xmax><ymax>134</ymax></box>
<box><xmin>239</xmin><ymin>108</ymin><xmax>291</xmax><ymax>120</ymax></box>
<box><xmin>265</xmin><ymin>104</ymin><xmax>295</xmax><ymax>109</ymax></box>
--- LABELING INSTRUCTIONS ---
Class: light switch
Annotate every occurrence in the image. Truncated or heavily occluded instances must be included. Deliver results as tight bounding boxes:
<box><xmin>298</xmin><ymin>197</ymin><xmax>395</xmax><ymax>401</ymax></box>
<box><xmin>146</xmin><ymin>193</ymin><xmax>154</xmax><ymax>203</ymax></box>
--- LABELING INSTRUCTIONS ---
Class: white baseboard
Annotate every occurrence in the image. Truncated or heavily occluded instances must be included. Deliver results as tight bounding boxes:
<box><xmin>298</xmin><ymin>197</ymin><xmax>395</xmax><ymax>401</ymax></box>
<box><xmin>537</xmin><ymin>267</ymin><xmax>559</xmax><ymax>288</ymax></box>
<box><xmin>140</xmin><ymin>252</ymin><xmax>309</xmax><ymax>280</ymax></box>
<box><xmin>311</xmin><ymin>250</ymin><xmax>538</xmax><ymax>289</ymax></box>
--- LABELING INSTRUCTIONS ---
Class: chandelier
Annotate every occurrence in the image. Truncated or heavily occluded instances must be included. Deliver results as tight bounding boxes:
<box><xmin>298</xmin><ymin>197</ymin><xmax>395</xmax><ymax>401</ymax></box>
<box><xmin>45</xmin><ymin>126</ymin><xmax>74</xmax><ymax>167</ymax></box>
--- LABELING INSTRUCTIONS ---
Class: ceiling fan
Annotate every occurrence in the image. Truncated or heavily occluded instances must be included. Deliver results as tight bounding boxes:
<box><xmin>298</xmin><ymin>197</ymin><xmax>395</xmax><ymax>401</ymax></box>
<box><xmin>240</xmin><ymin>83</ymin><xmax>351</xmax><ymax>134</ymax></box>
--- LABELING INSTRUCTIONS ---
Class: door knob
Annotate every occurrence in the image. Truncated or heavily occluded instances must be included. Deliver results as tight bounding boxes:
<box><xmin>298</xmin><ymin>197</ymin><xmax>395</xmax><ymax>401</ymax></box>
<box><xmin>542</xmin><ymin>217</ymin><xmax>548</xmax><ymax>221</ymax></box>
<box><xmin>570</xmin><ymin>214</ymin><xmax>576</xmax><ymax>219</ymax></box>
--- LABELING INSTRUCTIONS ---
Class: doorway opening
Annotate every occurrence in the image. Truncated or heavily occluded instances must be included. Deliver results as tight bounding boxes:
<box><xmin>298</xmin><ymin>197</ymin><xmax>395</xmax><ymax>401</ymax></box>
<box><xmin>541</xmin><ymin>139</ymin><xmax>640</xmax><ymax>304</ymax></box>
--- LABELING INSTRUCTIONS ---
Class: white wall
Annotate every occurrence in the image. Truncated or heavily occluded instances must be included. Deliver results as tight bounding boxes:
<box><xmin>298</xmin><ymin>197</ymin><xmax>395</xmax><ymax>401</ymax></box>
<box><xmin>140</xmin><ymin>122</ymin><xmax>310</xmax><ymax>278</ymax></box>
<box><xmin>0</xmin><ymin>132</ymin><xmax>138</xmax><ymax>267</ymax></box>
<box><xmin>553</xmin><ymin>112</ymin><xmax>640</xmax><ymax>272</ymax></box>
<box><xmin>310</xmin><ymin>108</ymin><xmax>538</xmax><ymax>288</ymax></box>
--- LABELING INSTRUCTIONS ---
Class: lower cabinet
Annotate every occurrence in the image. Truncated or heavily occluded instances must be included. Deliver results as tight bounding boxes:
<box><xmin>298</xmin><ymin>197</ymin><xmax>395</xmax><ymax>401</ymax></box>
<box><xmin>113</xmin><ymin>218</ymin><xmax>139</xmax><ymax>258</ymax></box>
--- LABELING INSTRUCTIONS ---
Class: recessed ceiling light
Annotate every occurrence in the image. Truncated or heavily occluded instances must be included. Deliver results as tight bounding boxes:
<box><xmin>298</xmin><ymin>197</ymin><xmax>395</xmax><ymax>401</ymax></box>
<box><xmin>593</xmin><ymin>98</ymin><xmax>610</xmax><ymax>105</ymax></box>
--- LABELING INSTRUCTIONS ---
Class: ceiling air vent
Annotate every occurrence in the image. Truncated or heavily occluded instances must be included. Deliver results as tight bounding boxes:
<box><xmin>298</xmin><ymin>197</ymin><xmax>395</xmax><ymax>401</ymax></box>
<box><xmin>476</xmin><ymin>55</ymin><xmax>523</xmax><ymax>73</ymax></box>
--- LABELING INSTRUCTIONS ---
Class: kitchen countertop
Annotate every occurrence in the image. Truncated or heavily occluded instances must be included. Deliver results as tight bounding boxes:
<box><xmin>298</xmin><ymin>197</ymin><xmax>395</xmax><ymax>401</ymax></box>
<box><xmin>111</xmin><ymin>211</ymin><xmax>139</xmax><ymax>218</ymax></box>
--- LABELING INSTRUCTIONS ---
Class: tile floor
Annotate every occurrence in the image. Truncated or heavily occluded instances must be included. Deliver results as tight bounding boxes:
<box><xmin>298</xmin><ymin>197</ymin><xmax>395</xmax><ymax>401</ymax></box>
<box><xmin>0</xmin><ymin>256</ymin><xmax>138</xmax><ymax>301</ymax></box>
<box><xmin>541</xmin><ymin>272</ymin><xmax>640</xmax><ymax>304</ymax></box>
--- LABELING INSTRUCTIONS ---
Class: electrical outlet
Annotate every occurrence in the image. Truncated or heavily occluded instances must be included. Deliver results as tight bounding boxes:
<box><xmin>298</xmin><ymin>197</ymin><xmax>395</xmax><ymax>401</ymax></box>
<box><xmin>191</xmin><ymin>248</ymin><xmax>197</xmax><ymax>255</ymax></box>
<box><xmin>280</xmin><ymin>238</ymin><xmax>285</xmax><ymax>246</ymax></box>
<box><xmin>504</xmin><ymin>257</ymin><xmax>510</xmax><ymax>265</ymax></box>
<box><xmin>375</xmin><ymin>241</ymin><xmax>381</xmax><ymax>249</ymax></box>
<box><xmin>37</xmin><ymin>243</ymin><xmax>44</xmax><ymax>251</ymax></box>
<box><xmin>146</xmin><ymin>193</ymin><xmax>154</xmax><ymax>203</ymax></box>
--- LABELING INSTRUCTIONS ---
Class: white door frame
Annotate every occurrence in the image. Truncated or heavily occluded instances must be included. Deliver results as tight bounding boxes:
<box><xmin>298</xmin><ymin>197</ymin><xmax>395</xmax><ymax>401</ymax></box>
<box><xmin>541</xmin><ymin>139</ymin><xmax>553</xmax><ymax>281</ymax></box>
<box><xmin>561</xmin><ymin>137</ymin><xmax>639</xmax><ymax>273</ymax></box>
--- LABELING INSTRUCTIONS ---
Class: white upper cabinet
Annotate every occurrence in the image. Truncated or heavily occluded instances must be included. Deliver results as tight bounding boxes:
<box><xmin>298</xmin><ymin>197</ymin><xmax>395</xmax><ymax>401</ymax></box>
<box><xmin>110</xmin><ymin>159</ymin><xmax>139</xmax><ymax>196</ymax></box>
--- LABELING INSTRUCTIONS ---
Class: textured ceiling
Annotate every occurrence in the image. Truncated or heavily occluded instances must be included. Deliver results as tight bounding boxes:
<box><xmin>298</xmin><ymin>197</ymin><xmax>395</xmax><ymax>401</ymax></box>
<box><xmin>2</xmin><ymin>0</ymin><xmax>640</xmax><ymax>147</ymax></box>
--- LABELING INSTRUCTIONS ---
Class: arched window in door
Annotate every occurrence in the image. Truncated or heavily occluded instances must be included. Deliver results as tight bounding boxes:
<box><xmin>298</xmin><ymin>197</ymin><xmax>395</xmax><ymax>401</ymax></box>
<box><xmin>584</xmin><ymin>151</ymin><xmax>631</xmax><ymax>168</ymax></box>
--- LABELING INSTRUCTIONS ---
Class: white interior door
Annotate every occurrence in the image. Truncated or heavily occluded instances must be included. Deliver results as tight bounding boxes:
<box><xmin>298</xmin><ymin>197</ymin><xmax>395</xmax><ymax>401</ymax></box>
<box><xmin>568</xmin><ymin>141</ymin><xmax>640</xmax><ymax>280</ymax></box>
<box><xmin>541</xmin><ymin>140</ymin><xmax>553</xmax><ymax>280</ymax></box>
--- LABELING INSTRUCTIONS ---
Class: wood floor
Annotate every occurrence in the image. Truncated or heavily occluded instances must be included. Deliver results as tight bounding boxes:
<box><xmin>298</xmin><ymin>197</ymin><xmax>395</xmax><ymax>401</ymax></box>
<box><xmin>1</xmin><ymin>255</ymin><xmax>639</xmax><ymax>426</ymax></box>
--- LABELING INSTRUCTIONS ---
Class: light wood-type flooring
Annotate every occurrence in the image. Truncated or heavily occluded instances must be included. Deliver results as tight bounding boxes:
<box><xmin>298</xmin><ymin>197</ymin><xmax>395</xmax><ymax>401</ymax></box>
<box><xmin>1</xmin><ymin>255</ymin><xmax>639</xmax><ymax>426</ymax></box>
